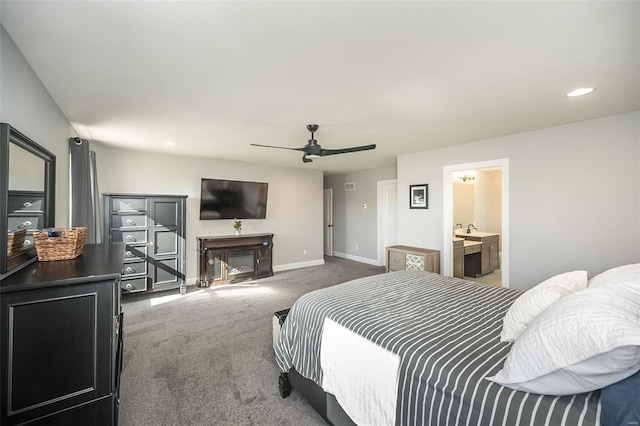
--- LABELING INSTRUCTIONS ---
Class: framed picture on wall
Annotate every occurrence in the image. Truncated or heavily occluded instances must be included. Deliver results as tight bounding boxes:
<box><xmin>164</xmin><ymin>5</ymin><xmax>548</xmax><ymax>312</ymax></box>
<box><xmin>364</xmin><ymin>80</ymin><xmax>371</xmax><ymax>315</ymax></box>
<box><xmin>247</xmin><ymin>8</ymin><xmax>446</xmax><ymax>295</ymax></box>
<box><xmin>409</xmin><ymin>184</ymin><xmax>428</xmax><ymax>209</ymax></box>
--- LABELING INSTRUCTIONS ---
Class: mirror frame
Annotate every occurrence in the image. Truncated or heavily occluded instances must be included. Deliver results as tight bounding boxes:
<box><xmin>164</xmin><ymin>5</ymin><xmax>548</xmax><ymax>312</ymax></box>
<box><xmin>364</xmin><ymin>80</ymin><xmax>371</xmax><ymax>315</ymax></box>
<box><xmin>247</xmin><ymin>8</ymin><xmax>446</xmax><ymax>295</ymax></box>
<box><xmin>0</xmin><ymin>123</ymin><xmax>56</xmax><ymax>278</ymax></box>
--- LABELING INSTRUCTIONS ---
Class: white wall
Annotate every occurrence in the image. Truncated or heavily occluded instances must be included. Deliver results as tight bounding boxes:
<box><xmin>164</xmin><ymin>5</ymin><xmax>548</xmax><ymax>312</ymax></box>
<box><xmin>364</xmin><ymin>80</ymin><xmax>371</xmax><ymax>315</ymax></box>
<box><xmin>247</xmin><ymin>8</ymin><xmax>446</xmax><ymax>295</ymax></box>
<box><xmin>1</xmin><ymin>23</ymin><xmax>324</xmax><ymax>284</ymax></box>
<box><xmin>479</xmin><ymin>169</ymin><xmax>502</xmax><ymax>236</ymax></box>
<box><xmin>473</xmin><ymin>169</ymin><xmax>502</xmax><ymax>238</ymax></box>
<box><xmin>1</xmin><ymin>25</ymin><xmax>75</xmax><ymax>226</ymax></box>
<box><xmin>398</xmin><ymin>112</ymin><xmax>640</xmax><ymax>291</ymax></box>
<box><xmin>8</xmin><ymin>142</ymin><xmax>45</xmax><ymax>190</ymax></box>
<box><xmin>95</xmin><ymin>145</ymin><xmax>324</xmax><ymax>283</ymax></box>
<box><xmin>452</xmin><ymin>183</ymin><xmax>474</xmax><ymax>228</ymax></box>
<box><xmin>324</xmin><ymin>166</ymin><xmax>397</xmax><ymax>264</ymax></box>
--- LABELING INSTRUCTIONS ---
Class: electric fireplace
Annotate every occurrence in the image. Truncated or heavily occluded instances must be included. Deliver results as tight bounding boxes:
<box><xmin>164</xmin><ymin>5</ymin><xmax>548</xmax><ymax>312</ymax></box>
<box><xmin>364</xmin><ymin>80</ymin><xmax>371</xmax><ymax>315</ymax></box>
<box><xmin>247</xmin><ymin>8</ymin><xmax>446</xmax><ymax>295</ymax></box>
<box><xmin>196</xmin><ymin>234</ymin><xmax>274</xmax><ymax>285</ymax></box>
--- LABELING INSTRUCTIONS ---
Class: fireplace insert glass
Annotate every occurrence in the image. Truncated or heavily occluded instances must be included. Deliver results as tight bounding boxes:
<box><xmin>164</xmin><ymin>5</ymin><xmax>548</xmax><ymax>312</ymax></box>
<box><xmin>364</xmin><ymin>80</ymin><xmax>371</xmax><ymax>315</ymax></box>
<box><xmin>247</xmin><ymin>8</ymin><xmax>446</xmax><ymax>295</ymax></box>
<box><xmin>227</xmin><ymin>250</ymin><xmax>255</xmax><ymax>279</ymax></box>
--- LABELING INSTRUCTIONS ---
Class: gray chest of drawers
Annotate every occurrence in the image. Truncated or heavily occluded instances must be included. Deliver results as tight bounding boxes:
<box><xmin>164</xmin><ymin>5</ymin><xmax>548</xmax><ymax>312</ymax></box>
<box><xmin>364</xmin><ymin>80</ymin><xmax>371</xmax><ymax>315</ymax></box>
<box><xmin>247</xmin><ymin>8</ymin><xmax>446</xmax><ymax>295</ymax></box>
<box><xmin>103</xmin><ymin>193</ymin><xmax>187</xmax><ymax>294</ymax></box>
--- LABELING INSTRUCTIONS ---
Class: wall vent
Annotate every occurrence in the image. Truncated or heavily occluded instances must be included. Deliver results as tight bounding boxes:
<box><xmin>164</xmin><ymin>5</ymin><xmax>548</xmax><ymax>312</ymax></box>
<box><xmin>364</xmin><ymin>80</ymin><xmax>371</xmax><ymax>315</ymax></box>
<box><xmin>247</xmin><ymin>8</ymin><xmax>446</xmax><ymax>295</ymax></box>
<box><xmin>345</xmin><ymin>182</ymin><xmax>356</xmax><ymax>191</ymax></box>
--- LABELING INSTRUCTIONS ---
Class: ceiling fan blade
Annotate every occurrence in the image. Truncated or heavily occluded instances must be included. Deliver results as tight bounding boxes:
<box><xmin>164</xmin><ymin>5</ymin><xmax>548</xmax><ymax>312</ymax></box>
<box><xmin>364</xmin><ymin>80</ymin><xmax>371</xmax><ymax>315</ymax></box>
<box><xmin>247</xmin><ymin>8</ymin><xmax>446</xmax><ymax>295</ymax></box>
<box><xmin>250</xmin><ymin>143</ymin><xmax>306</xmax><ymax>152</ymax></box>
<box><xmin>320</xmin><ymin>144</ymin><xmax>376</xmax><ymax>157</ymax></box>
<box><xmin>251</xmin><ymin>126</ymin><xmax>374</xmax><ymax>163</ymax></box>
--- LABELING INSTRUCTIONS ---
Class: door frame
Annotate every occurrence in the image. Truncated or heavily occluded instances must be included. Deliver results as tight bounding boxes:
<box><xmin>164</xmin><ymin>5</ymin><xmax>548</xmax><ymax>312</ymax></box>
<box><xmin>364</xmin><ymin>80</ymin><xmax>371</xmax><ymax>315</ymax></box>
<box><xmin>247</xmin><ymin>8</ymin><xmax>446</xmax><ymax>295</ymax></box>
<box><xmin>377</xmin><ymin>179</ymin><xmax>397</xmax><ymax>267</ymax></box>
<box><xmin>442</xmin><ymin>159</ymin><xmax>509</xmax><ymax>287</ymax></box>
<box><xmin>323</xmin><ymin>188</ymin><xmax>333</xmax><ymax>257</ymax></box>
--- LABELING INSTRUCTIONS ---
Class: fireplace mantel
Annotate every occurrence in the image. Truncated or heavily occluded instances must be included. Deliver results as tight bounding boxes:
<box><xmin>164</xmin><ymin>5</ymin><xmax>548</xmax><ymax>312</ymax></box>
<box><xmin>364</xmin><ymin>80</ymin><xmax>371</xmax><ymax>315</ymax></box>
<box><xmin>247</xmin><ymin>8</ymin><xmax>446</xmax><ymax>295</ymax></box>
<box><xmin>196</xmin><ymin>233</ymin><xmax>273</xmax><ymax>286</ymax></box>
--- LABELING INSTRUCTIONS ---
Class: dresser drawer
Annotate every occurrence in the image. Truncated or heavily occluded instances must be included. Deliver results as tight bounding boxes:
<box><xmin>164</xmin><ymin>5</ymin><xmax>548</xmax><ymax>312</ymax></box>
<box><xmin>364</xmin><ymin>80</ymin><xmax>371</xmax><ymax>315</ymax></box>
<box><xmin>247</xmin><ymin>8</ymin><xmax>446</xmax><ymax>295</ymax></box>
<box><xmin>465</xmin><ymin>244</ymin><xmax>482</xmax><ymax>255</ymax></box>
<box><xmin>388</xmin><ymin>251</ymin><xmax>406</xmax><ymax>271</ymax></box>
<box><xmin>8</xmin><ymin>193</ymin><xmax>44</xmax><ymax>213</ymax></box>
<box><xmin>111</xmin><ymin>197</ymin><xmax>148</xmax><ymax>213</ymax></box>
<box><xmin>122</xmin><ymin>260</ymin><xmax>147</xmax><ymax>277</ymax></box>
<box><xmin>8</xmin><ymin>215</ymin><xmax>44</xmax><ymax>231</ymax></box>
<box><xmin>124</xmin><ymin>245</ymin><xmax>147</xmax><ymax>261</ymax></box>
<box><xmin>112</xmin><ymin>230</ymin><xmax>147</xmax><ymax>244</ymax></box>
<box><xmin>482</xmin><ymin>235</ymin><xmax>499</xmax><ymax>244</ymax></box>
<box><xmin>406</xmin><ymin>253</ymin><xmax>425</xmax><ymax>271</ymax></box>
<box><xmin>111</xmin><ymin>213</ymin><xmax>147</xmax><ymax>229</ymax></box>
<box><xmin>121</xmin><ymin>277</ymin><xmax>147</xmax><ymax>293</ymax></box>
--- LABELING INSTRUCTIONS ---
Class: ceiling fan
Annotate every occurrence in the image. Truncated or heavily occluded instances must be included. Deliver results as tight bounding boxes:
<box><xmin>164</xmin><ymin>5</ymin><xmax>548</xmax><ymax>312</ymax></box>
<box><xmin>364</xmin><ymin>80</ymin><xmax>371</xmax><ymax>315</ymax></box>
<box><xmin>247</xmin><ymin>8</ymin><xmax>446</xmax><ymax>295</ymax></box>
<box><xmin>250</xmin><ymin>124</ymin><xmax>376</xmax><ymax>163</ymax></box>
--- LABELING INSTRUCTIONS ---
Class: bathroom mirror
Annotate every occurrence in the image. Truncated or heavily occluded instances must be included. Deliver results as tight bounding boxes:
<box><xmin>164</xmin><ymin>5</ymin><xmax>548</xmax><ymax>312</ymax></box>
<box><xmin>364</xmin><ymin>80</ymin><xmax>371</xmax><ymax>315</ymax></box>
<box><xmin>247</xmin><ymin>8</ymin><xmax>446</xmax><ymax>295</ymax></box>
<box><xmin>0</xmin><ymin>123</ymin><xmax>56</xmax><ymax>278</ymax></box>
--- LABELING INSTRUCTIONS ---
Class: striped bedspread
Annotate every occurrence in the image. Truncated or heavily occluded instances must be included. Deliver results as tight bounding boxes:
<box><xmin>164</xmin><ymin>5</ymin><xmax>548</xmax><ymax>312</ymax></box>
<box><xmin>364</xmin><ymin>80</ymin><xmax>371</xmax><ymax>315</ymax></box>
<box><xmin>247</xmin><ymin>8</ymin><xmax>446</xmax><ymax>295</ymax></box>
<box><xmin>275</xmin><ymin>270</ymin><xmax>601</xmax><ymax>426</ymax></box>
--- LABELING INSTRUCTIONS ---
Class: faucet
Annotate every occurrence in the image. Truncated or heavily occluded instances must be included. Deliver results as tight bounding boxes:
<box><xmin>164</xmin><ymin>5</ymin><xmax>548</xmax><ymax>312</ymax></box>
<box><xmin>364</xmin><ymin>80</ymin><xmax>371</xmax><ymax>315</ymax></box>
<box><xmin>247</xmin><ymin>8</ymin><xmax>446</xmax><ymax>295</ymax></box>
<box><xmin>467</xmin><ymin>224</ymin><xmax>477</xmax><ymax>234</ymax></box>
<box><xmin>453</xmin><ymin>223</ymin><xmax>463</xmax><ymax>236</ymax></box>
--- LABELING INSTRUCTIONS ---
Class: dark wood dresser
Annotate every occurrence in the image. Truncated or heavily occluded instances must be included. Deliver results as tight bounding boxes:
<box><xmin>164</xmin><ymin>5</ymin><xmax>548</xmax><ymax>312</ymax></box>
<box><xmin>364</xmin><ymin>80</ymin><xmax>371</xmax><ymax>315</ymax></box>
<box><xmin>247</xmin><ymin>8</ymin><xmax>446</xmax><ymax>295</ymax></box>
<box><xmin>0</xmin><ymin>244</ymin><xmax>124</xmax><ymax>426</ymax></box>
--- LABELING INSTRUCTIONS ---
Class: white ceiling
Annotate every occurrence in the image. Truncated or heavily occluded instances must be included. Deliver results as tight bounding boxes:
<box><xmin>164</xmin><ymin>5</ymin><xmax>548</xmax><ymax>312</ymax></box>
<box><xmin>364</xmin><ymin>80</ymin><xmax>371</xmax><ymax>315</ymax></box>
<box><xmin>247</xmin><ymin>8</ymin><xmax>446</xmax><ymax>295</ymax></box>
<box><xmin>2</xmin><ymin>1</ymin><xmax>639</xmax><ymax>174</ymax></box>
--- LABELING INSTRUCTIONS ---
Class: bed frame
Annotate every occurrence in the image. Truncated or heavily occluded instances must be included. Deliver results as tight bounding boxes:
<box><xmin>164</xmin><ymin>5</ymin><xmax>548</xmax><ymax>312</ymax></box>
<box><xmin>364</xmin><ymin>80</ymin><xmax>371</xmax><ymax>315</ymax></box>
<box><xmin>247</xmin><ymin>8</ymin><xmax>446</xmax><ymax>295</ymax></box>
<box><xmin>276</xmin><ymin>308</ymin><xmax>355</xmax><ymax>425</ymax></box>
<box><xmin>279</xmin><ymin>370</ymin><xmax>356</xmax><ymax>426</ymax></box>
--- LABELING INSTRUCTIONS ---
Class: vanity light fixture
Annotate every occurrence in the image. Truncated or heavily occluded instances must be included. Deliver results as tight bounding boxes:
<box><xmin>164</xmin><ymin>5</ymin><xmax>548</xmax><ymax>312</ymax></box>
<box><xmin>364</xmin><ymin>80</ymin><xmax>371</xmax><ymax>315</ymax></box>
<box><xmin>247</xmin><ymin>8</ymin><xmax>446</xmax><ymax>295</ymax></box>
<box><xmin>566</xmin><ymin>87</ymin><xmax>594</xmax><ymax>97</ymax></box>
<box><xmin>459</xmin><ymin>175</ymin><xmax>476</xmax><ymax>182</ymax></box>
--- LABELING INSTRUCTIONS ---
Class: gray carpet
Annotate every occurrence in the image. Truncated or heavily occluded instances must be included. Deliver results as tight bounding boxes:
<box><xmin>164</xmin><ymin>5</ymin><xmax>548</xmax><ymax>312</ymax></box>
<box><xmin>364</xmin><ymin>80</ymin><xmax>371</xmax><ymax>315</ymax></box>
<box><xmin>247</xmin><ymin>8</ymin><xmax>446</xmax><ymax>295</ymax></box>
<box><xmin>119</xmin><ymin>256</ymin><xmax>385</xmax><ymax>426</ymax></box>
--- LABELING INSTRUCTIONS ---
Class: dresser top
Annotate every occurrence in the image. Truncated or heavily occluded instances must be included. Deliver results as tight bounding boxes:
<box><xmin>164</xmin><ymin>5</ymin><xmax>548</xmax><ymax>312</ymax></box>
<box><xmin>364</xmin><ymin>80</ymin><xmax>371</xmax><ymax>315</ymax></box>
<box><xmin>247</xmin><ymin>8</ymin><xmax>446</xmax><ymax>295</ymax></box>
<box><xmin>386</xmin><ymin>245</ymin><xmax>439</xmax><ymax>254</ymax></box>
<box><xmin>197</xmin><ymin>233</ymin><xmax>274</xmax><ymax>241</ymax></box>
<box><xmin>102</xmin><ymin>193</ymin><xmax>188</xmax><ymax>198</ymax></box>
<box><xmin>0</xmin><ymin>243</ymin><xmax>124</xmax><ymax>293</ymax></box>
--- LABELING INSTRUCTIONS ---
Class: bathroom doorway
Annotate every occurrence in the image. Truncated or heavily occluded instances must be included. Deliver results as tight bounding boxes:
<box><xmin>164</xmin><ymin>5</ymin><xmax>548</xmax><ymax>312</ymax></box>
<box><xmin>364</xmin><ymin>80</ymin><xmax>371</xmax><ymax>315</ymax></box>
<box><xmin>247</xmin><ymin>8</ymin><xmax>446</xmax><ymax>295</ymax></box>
<box><xmin>443</xmin><ymin>159</ymin><xmax>509</xmax><ymax>288</ymax></box>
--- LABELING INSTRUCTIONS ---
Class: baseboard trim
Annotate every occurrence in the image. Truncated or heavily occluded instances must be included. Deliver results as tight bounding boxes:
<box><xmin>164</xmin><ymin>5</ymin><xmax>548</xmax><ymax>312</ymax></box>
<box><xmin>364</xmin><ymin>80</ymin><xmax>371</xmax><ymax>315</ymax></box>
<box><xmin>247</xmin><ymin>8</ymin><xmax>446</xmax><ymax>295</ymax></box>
<box><xmin>185</xmin><ymin>259</ymin><xmax>325</xmax><ymax>284</ymax></box>
<box><xmin>273</xmin><ymin>259</ymin><xmax>325</xmax><ymax>272</ymax></box>
<box><xmin>332</xmin><ymin>252</ymin><xmax>381</xmax><ymax>267</ymax></box>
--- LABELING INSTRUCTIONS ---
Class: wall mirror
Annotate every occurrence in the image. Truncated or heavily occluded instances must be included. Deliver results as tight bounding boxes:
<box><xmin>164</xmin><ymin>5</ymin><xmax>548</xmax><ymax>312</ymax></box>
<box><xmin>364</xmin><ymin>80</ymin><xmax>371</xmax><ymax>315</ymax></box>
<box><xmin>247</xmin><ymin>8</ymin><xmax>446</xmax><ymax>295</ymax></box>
<box><xmin>0</xmin><ymin>123</ymin><xmax>56</xmax><ymax>279</ymax></box>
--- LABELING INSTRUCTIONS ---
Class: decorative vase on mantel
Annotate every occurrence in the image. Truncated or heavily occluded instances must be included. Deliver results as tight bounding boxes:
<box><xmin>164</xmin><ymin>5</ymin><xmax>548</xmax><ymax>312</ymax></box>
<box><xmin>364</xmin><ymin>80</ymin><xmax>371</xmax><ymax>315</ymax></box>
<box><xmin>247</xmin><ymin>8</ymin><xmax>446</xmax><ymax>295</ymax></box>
<box><xmin>233</xmin><ymin>220</ymin><xmax>242</xmax><ymax>237</ymax></box>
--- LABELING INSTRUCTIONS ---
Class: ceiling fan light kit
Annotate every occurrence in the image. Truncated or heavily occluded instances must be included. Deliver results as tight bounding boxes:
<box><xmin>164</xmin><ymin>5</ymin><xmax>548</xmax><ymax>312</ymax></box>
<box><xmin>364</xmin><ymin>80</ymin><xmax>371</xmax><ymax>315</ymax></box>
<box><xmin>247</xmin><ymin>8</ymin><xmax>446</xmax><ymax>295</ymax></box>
<box><xmin>250</xmin><ymin>124</ymin><xmax>376</xmax><ymax>163</ymax></box>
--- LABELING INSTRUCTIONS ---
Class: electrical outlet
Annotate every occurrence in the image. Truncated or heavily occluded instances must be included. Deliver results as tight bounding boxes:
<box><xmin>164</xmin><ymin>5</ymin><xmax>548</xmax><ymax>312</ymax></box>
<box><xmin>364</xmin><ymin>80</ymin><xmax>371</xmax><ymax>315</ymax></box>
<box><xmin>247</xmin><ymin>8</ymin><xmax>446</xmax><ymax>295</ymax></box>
<box><xmin>303</xmin><ymin>249</ymin><xmax>307</xmax><ymax>255</ymax></box>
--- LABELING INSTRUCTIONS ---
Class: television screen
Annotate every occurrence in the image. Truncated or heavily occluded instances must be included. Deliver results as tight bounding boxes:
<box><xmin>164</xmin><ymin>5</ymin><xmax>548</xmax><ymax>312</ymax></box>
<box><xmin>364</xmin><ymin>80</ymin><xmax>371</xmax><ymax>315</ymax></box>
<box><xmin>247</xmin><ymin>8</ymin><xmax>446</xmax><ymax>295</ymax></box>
<box><xmin>200</xmin><ymin>178</ymin><xmax>268</xmax><ymax>220</ymax></box>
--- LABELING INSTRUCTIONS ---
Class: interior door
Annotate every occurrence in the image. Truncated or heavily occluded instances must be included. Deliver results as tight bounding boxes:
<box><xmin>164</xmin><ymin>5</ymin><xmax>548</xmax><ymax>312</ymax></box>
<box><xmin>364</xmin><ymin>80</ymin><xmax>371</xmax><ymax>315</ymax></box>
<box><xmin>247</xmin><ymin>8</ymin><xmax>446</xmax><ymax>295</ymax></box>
<box><xmin>378</xmin><ymin>180</ymin><xmax>397</xmax><ymax>265</ymax></box>
<box><xmin>323</xmin><ymin>188</ymin><xmax>333</xmax><ymax>256</ymax></box>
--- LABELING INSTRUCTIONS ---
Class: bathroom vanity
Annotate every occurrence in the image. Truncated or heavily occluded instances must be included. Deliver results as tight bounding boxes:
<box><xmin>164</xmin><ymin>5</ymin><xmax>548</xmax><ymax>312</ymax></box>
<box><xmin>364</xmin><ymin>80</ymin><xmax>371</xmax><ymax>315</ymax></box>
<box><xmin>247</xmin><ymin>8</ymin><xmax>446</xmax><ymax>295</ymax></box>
<box><xmin>454</xmin><ymin>232</ymin><xmax>500</xmax><ymax>278</ymax></box>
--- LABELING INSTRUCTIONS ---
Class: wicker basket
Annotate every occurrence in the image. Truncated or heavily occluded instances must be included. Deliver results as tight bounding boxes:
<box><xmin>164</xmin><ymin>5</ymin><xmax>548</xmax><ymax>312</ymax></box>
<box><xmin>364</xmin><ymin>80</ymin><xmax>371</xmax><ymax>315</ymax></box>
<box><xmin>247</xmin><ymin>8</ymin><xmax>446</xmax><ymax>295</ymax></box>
<box><xmin>7</xmin><ymin>229</ymin><xmax>27</xmax><ymax>255</ymax></box>
<box><xmin>33</xmin><ymin>227</ymin><xmax>87</xmax><ymax>261</ymax></box>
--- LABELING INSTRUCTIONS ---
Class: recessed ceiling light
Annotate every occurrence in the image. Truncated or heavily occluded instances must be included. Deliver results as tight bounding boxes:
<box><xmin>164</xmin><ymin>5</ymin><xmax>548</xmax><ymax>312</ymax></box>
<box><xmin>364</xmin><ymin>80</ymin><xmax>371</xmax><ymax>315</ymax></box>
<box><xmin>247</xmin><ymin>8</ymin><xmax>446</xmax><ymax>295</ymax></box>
<box><xmin>164</xmin><ymin>140</ymin><xmax>175</xmax><ymax>146</ymax></box>
<box><xmin>566</xmin><ymin>87</ymin><xmax>594</xmax><ymax>97</ymax></box>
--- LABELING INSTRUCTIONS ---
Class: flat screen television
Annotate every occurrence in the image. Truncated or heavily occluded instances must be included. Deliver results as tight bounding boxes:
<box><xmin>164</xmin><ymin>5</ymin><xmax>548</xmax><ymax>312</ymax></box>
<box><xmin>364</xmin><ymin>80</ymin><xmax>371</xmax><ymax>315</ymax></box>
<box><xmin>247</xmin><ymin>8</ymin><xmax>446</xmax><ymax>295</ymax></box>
<box><xmin>200</xmin><ymin>178</ymin><xmax>268</xmax><ymax>220</ymax></box>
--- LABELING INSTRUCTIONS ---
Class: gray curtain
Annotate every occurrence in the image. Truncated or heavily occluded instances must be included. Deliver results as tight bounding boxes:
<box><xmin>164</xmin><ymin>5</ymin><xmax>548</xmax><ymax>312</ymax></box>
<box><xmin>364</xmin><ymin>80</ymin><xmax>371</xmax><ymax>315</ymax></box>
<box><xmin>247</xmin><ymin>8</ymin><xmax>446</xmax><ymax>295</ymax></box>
<box><xmin>69</xmin><ymin>137</ymin><xmax>102</xmax><ymax>243</ymax></box>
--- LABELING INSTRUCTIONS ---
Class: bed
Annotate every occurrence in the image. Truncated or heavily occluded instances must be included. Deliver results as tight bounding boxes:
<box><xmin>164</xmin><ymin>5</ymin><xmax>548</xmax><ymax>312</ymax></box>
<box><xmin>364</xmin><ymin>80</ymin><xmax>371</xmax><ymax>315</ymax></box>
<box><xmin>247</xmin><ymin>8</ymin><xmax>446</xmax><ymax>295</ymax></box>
<box><xmin>274</xmin><ymin>270</ymin><xmax>601</xmax><ymax>426</ymax></box>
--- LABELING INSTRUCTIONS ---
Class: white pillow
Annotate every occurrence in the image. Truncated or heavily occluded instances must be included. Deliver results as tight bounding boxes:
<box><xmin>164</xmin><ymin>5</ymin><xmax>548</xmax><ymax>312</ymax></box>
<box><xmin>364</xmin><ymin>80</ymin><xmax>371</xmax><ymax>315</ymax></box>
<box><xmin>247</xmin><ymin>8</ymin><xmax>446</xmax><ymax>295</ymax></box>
<box><xmin>499</xmin><ymin>271</ymin><xmax>587</xmax><ymax>343</ymax></box>
<box><xmin>487</xmin><ymin>279</ymin><xmax>640</xmax><ymax>395</ymax></box>
<box><xmin>588</xmin><ymin>263</ymin><xmax>640</xmax><ymax>288</ymax></box>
